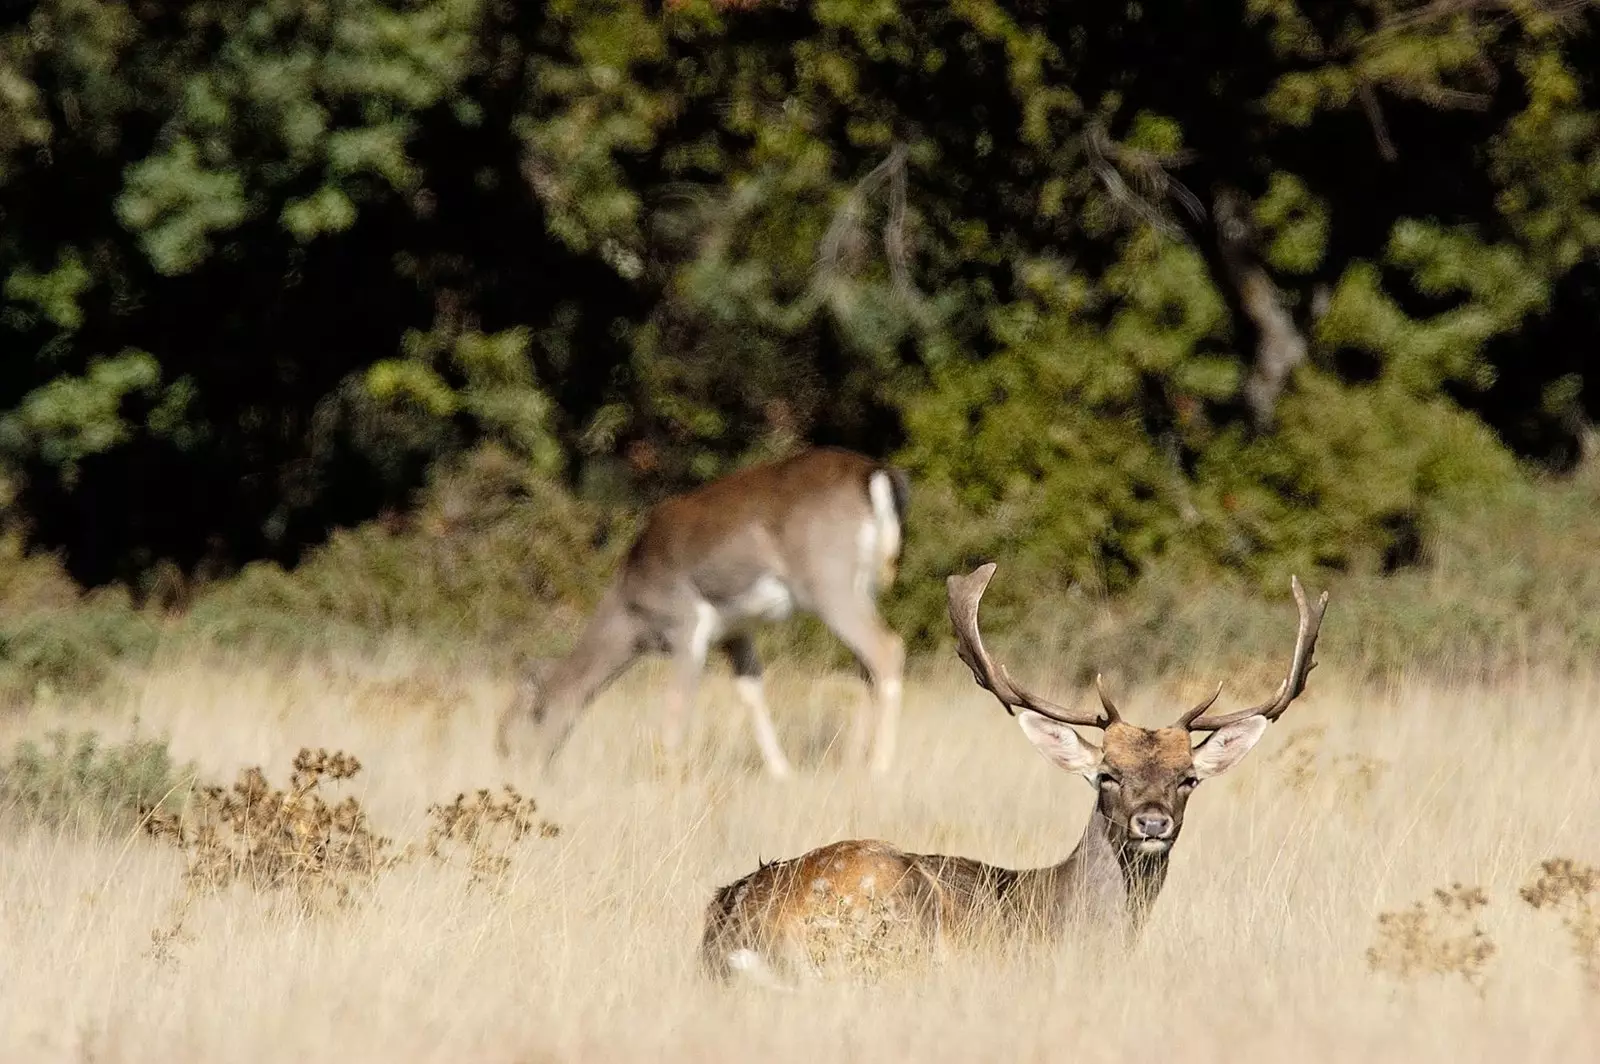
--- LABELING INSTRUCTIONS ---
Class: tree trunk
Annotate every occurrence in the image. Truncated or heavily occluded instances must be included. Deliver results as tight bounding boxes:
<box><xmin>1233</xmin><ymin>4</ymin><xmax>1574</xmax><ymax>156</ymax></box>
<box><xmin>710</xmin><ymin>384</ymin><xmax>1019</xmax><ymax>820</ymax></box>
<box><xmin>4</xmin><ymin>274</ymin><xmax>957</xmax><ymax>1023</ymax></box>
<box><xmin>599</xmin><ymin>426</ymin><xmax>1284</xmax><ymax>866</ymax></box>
<box><xmin>1213</xmin><ymin>187</ymin><xmax>1309</xmax><ymax>431</ymax></box>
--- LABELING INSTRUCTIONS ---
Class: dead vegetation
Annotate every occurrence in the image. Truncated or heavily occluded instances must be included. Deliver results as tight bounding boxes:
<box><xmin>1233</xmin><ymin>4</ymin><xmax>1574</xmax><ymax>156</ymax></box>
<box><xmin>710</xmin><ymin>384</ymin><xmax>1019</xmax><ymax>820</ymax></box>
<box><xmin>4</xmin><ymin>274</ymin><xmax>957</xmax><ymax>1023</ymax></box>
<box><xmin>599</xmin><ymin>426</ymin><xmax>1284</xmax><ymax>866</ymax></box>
<box><xmin>1366</xmin><ymin>858</ymin><xmax>1600</xmax><ymax>998</ymax></box>
<box><xmin>5</xmin><ymin>659</ymin><xmax>1600</xmax><ymax>1061</ymax></box>
<box><xmin>425</xmin><ymin>785</ymin><xmax>561</xmax><ymax>889</ymax></box>
<box><xmin>798</xmin><ymin>890</ymin><xmax>924</xmax><ymax>983</ymax></box>
<box><xmin>1520</xmin><ymin>858</ymin><xmax>1600</xmax><ymax>990</ymax></box>
<box><xmin>143</xmin><ymin>749</ymin><xmax>401</xmax><ymax>911</ymax></box>
<box><xmin>1366</xmin><ymin>883</ymin><xmax>1497</xmax><ymax>995</ymax></box>
<box><xmin>140</xmin><ymin>746</ymin><xmax>559</xmax><ymax>924</ymax></box>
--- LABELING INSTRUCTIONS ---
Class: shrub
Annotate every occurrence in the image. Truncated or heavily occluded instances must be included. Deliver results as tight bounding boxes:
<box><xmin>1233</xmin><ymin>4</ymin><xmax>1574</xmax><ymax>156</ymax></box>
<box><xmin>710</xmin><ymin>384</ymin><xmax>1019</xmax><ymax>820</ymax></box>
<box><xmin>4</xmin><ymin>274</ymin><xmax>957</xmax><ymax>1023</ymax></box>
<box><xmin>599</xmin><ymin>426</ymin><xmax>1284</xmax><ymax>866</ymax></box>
<box><xmin>0</xmin><ymin>594</ymin><xmax>162</xmax><ymax>704</ymax></box>
<box><xmin>142</xmin><ymin>747</ymin><xmax>563</xmax><ymax>914</ymax></box>
<box><xmin>182</xmin><ymin>444</ymin><xmax>631</xmax><ymax>665</ymax></box>
<box><xmin>145</xmin><ymin>748</ymin><xmax>398</xmax><ymax>912</ymax></box>
<box><xmin>0</xmin><ymin>727</ymin><xmax>193</xmax><ymax>834</ymax></box>
<box><xmin>1366</xmin><ymin>883</ymin><xmax>1497</xmax><ymax>996</ymax></box>
<box><xmin>1521</xmin><ymin>858</ymin><xmax>1600</xmax><ymax>991</ymax></box>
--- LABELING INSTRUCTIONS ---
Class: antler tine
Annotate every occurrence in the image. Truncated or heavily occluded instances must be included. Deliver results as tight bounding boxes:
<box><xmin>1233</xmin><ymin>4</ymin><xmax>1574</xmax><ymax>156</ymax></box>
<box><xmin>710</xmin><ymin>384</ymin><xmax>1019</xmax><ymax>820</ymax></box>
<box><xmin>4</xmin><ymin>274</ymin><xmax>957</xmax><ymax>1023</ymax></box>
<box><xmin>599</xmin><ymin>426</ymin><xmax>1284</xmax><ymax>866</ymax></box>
<box><xmin>1092</xmin><ymin>674</ymin><xmax>1123</xmax><ymax>725</ymax></box>
<box><xmin>946</xmin><ymin>563</ymin><xmax>1112</xmax><ymax>729</ymax></box>
<box><xmin>1183</xmin><ymin>575</ymin><xmax>1330</xmax><ymax>732</ymax></box>
<box><xmin>1176</xmin><ymin>681</ymin><xmax>1225</xmax><ymax>728</ymax></box>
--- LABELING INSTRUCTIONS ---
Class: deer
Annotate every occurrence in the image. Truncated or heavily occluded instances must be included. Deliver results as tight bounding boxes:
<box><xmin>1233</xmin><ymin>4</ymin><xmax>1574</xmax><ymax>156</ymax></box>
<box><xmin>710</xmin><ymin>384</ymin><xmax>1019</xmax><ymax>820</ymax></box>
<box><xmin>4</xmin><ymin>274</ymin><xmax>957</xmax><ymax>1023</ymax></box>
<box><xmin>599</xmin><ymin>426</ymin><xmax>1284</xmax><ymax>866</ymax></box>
<box><xmin>700</xmin><ymin>561</ymin><xmax>1328</xmax><ymax>985</ymax></box>
<box><xmin>494</xmin><ymin>446</ymin><xmax>910</xmax><ymax>779</ymax></box>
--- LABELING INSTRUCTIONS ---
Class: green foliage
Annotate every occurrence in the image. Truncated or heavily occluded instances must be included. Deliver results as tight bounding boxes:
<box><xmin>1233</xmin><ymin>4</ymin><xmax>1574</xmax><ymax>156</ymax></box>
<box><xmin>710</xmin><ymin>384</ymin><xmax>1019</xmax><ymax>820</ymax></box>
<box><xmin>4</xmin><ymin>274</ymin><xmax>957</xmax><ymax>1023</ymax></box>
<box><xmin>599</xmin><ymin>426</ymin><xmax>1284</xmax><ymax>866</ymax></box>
<box><xmin>368</xmin><ymin>327</ymin><xmax>564</xmax><ymax>475</ymax></box>
<box><xmin>3</xmin><ymin>247</ymin><xmax>91</xmax><ymax>330</ymax></box>
<box><xmin>0</xmin><ymin>351</ymin><xmax>162</xmax><ymax>477</ymax></box>
<box><xmin>182</xmin><ymin>444</ymin><xmax>627</xmax><ymax>662</ymax></box>
<box><xmin>0</xmin><ymin>591</ymin><xmax>162</xmax><ymax>703</ymax></box>
<box><xmin>116</xmin><ymin>139</ymin><xmax>249</xmax><ymax>276</ymax></box>
<box><xmin>0</xmin><ymin>728</ymin><xmax>193</xmax><ymax>834</ymax></box>
<box><xmin>0</xmin><ymin>0</ymin><xmax>1597</xmax><ymax>672</ymax></box>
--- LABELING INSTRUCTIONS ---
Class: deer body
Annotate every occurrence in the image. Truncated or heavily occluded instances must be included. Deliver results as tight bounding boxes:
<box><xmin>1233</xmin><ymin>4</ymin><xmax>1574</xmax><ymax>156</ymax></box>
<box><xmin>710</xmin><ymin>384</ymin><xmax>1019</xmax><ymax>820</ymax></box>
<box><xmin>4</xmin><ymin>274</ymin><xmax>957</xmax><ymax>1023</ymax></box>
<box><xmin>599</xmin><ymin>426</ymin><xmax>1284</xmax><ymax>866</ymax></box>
<box><xmin>496</xmin><ymin>447</ymin><xmax>910</xmax><ymax>778</ymax></box>
<box><xmin>701</xmin><ymin>804</ymin><xmax>1166</xmax><ymax>984</ymax></box>
<box><xmin>701</xmin><ymin>563</ymin><xmax>1327</xmax><ymax>984</ymax></box>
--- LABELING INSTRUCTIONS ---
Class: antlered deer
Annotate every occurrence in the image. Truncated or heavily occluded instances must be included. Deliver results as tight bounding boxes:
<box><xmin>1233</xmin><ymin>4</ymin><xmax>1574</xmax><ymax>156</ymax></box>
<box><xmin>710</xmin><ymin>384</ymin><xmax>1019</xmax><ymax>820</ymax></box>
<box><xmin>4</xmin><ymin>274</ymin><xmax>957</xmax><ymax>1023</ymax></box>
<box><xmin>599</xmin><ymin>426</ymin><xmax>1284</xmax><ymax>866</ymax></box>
<box><xmin>495</xmin><ymin>447</ymin><xmax>910</xmax><ymax>778</ymax></box>
<box><xmin>701</xmin><ymin>562</ymin><xmax>1327</xmax><ymax>984</ymax></box>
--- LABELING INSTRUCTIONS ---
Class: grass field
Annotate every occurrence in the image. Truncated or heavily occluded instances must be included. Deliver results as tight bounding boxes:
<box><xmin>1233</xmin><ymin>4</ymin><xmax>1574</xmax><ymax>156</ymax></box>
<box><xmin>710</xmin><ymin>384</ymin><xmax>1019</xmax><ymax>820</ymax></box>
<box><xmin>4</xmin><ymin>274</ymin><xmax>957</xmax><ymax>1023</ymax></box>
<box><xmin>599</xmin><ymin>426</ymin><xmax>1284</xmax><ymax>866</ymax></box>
<box><xmin>2</xmin><ymin>646</ymin><xmax>1598</xmax><ymax>1062</ymax></box>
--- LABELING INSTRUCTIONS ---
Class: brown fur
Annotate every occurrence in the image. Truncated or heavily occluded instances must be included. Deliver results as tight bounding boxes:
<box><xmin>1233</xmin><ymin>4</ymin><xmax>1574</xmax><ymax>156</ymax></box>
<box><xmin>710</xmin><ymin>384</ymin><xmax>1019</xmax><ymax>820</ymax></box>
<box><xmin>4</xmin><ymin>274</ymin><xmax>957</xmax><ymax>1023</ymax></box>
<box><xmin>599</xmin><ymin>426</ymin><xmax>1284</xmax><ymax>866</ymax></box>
<box><xmin>701</xmin><ymin>840</ymin><xmax>943</xmax><ymax>981</ymax></box>
<box><xmin>701</xmin><ymin>715</ymin><xmax>1272</xmax><ymax>983</ymax></box>
<box><xmin>624</xmin><ymin>448</ymin><xmax>907</xmax><ymax>599</ymax></box>
<box><xmin>700</xmin><ymin>564</ymin><xmax>1327</xmax><ymax>984</ymax></box>
<box><xmin>496</xmin><ymin>446</ymin><xmax>911</xmax><ymax>776</ymax></box>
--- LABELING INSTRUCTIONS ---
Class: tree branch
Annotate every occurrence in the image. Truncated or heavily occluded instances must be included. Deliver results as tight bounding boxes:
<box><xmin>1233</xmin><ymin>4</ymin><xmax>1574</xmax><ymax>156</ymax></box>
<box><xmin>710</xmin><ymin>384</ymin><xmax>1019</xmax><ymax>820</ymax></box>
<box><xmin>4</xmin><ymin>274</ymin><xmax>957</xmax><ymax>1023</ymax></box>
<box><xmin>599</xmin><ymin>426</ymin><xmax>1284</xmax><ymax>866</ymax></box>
<box><xmin>1213</xmin><ymin>188</ymin><xmax>1309</xmax><ymax>431</ymax></box>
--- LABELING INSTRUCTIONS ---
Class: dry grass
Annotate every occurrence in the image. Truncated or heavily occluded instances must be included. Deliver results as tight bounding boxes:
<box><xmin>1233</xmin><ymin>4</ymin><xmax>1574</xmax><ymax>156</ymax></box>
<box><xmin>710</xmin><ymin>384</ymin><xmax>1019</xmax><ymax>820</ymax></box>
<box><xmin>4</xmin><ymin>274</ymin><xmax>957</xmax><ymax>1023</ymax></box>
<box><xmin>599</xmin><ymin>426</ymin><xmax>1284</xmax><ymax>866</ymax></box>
<box><xmin>2</xmin><ymin>648</ymin><xmax>1599</xmax><ymax>1061</ymax></box>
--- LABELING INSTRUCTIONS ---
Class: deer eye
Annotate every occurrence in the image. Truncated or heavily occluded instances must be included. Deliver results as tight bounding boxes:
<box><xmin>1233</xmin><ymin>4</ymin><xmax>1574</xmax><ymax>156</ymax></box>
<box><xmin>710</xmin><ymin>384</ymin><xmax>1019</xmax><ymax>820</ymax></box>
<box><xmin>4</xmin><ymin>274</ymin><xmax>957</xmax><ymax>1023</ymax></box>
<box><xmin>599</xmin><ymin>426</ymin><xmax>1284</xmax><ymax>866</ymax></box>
<box><xmin>1178</xmin><ymin>776</ymin><xmax>1199</xmax><ymax>792</ymax></box>
<box><xmin>1098</xmin><ymin>774</ymin><xmax>1122</xmax><ymax>790</ymax></box>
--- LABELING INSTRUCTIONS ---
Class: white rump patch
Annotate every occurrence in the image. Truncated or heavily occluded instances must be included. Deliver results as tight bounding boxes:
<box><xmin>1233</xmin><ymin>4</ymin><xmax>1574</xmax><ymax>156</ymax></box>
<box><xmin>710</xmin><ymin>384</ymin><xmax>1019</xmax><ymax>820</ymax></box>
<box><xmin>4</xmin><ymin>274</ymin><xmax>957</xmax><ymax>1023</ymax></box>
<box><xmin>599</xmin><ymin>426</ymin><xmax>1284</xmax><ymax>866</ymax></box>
<box><xmin>727</xmin><ymin>949</ymin><xmax>793</xmax><ymax>991</ymax></box>
<box><xmin>860</xmin><ymin>471</ymin><xmax>903</xmax><ymax>596</ymax></box>
<box><xmin>868</xmin><ymin>471</ymin><xmax>902</xmax><ymax>564</ymax></box>
<box><xmin>728</xmin><ymin>948</ymin><xmax>764</xmax><ymax>972</ymax></box>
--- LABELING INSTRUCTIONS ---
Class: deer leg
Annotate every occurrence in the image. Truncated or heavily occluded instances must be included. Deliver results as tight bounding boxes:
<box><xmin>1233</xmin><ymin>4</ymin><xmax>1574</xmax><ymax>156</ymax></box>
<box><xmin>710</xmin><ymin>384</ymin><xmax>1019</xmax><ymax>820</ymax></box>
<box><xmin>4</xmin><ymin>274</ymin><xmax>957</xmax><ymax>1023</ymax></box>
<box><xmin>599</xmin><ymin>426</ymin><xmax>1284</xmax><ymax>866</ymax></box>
<box><xmin>724</xmin><ymin>635</ymin><xmax>793</xmax><ymax>779</ymax></box>
<box><xmin>868</xmin><ymin>629</ymin><xmax>905</xmax><ymax>776</ymax></box>
<box><xmin>815</xmin><ymin>601</ymin><xmax>905</xmax><ymax>776</ymax></box>
<box><xmin>661</xmin><ymin>653</ymin><xmax>703</xmax><ymax>772</ymax></box>
<box><xmin>660</xmin><ymin>602</ymin><xmax>717</xmax><ymax>773</ymax></box>
<box><xmin>496</xmin><ymin>585</ymin><xmax>641</xmax><ymax>773</ymax></box>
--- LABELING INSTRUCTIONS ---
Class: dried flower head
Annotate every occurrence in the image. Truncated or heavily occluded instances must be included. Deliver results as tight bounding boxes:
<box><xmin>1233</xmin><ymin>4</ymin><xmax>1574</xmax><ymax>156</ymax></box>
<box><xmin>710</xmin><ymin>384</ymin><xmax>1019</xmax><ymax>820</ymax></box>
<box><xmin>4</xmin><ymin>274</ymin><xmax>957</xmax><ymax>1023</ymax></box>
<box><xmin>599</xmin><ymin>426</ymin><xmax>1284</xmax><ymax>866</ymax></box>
<box><xmin>1367</xmin><ymin>882</ymin><xmax>1496</xmax><ymax>995</ymax></box>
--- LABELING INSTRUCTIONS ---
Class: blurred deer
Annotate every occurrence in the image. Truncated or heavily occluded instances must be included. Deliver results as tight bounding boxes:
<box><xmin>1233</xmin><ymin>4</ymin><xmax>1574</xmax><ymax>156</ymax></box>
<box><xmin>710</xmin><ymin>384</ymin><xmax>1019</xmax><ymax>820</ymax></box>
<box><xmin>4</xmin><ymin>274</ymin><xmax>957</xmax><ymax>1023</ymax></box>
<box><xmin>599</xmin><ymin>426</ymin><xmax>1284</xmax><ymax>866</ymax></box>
<box><xmin>495</xmin><ymin>447</ymin><xmax>910</xmax><ymax>778</ymax></box>
<box><xmin>701</xmin><ymin>562</ymin><xmax>1328</xmax><ymax>984</ymax></box>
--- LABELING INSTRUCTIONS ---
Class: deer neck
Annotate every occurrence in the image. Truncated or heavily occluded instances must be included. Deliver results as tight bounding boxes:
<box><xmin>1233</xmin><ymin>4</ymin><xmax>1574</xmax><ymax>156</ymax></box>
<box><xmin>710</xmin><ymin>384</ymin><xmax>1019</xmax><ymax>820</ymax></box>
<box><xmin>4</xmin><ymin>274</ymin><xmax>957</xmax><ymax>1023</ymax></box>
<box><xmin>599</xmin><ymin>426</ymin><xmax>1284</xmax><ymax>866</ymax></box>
<box><xmin>1028</xmin><ymin>803</ymin><xmax>1171</xmax><ymax>939</ymax></box>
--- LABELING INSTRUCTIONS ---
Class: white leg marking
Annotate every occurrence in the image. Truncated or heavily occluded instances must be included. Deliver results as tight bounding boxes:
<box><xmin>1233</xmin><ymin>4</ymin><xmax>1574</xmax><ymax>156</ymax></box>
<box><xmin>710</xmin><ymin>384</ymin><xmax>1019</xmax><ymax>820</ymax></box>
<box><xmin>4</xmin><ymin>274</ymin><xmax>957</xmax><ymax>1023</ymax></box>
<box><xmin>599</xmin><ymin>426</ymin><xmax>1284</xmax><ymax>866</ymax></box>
<box><xmin>734</xmin><ymin>674</ymin><xmax>793</xmax><ymax>779</ymax></box>
<box><xmin>689</xmin><ymin>600</ymin><xmax>719</xmax><ymax>669</ymax></box>
<box><xmin>871</xmin><ymin>674</ymin><xmax>904</xmax><ymax>776</ymax></box>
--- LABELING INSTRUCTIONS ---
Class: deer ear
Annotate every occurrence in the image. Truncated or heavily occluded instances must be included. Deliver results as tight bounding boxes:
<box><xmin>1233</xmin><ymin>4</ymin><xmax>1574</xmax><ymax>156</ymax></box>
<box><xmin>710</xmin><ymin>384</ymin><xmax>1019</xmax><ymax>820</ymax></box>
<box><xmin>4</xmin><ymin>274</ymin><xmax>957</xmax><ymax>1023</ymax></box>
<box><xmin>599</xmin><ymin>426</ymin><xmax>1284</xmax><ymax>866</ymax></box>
<box><xmin>1018</xmin><ymin>711</ymin><xmax>1103</xmax><ymax>781</ymax></box>
<box><xmin>1190</xmin><ymin>715</ymin><xmax>1270</xmax><ymax>779</ymax></box>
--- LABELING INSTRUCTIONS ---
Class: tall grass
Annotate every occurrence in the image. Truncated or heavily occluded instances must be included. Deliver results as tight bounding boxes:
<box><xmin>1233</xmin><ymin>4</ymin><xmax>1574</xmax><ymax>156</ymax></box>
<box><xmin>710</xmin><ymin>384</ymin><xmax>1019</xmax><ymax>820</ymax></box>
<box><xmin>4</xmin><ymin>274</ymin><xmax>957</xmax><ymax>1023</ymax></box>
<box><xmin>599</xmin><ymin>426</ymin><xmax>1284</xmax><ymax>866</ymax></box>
<box><xmin>1</xmin><ymin>647</ymin><xmax>1597</xmax><ymax>1061</ymax></box>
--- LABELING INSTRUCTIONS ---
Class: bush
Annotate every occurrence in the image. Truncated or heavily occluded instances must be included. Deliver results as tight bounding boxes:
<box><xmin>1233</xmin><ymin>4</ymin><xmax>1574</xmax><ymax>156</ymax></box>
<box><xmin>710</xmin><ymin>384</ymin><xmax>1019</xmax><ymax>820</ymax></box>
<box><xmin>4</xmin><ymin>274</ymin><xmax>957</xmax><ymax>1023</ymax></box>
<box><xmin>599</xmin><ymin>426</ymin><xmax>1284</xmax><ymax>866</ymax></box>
<box><xmin>0</xmin><ymin>533</ymin><xmax>81</xmax><ymax>613</ymax></box>
<box><xmin>0</xmin><ymin>590</ymin><xmax>162</xmax><ymax>704</ymax></box>
<box><xmin>141</xmin><ymin>747</ymin><xmax>561</xmax><ymax>914</ymax></box>
<box><xmin>0</xmin><ymin>728</ymin><xmax>193</xmax><ymax>834</ymax></box>
<box><xmin>182</xmin><ymin>444</ymin><xmax>634</xmax><ymax>665</ymax></box>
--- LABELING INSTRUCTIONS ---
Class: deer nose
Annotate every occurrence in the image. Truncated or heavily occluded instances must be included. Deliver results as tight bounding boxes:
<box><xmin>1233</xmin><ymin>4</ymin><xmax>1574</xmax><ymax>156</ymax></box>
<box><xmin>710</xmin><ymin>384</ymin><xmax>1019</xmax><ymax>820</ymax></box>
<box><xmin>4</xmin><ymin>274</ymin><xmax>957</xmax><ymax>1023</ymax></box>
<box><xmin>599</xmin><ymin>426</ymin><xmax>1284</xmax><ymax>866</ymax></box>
<box><xmin>1131</xmin><ymin>810</ymin><xmax>1174</xmax><ymax>840</ymax></box>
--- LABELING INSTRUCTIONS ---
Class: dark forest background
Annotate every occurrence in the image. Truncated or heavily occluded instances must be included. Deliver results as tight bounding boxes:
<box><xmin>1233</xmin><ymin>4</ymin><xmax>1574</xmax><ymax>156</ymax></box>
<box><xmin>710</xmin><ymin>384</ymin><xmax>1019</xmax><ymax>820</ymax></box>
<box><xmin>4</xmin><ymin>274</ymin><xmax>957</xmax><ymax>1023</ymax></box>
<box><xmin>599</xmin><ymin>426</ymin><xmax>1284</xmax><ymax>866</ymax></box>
<box><xmin>3</xmin><ymin>0</ymin><xmax>1600</xmax><ymax>699</ymax></box>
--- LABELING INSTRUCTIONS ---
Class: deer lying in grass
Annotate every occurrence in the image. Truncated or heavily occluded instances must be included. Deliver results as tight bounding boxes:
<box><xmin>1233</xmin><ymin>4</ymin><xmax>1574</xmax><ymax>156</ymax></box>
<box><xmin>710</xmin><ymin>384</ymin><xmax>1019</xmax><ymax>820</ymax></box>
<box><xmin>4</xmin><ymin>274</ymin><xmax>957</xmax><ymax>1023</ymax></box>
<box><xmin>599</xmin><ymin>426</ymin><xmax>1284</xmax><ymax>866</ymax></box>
<box><xmin>495</xmin><ymin>447</ymin><xmax>910</xmax><ymax>778</ymax></box>
<box><xmin>701</xmin><ymin>562</ymin><xmax>1328</xmax><ymax>984</ymax></box>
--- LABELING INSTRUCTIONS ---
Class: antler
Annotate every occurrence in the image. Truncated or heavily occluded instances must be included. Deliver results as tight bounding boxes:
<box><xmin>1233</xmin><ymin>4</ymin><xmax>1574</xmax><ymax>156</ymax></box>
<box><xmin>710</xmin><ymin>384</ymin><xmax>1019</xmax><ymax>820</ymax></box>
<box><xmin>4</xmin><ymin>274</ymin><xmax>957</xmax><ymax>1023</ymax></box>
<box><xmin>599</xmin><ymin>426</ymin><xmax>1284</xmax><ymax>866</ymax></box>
<box><xmin>1180</xmin><ymin>575</ymin><xmax>1330</xmax><ymax>732</ymax></box>
<box><xmin>946</xmin><ymin>563</ymin><xmax>1118</xmax><ymax>729</ymax></box>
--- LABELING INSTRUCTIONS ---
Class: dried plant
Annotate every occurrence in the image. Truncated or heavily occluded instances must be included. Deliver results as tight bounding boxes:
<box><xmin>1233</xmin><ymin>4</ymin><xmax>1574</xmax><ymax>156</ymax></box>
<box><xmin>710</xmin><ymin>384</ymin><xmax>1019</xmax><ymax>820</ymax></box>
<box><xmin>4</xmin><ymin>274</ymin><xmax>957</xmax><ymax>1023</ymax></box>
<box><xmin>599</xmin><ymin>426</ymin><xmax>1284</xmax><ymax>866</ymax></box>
<box><xmin>1332</xmin><ymin>752</ymin><xmax>1388</xmax><ymax>805</ymax></box>
<box><xmin>142</xmin><ymin>747</ymin><xmax>564</xmax><ymax>930</ymax></box>
<box><xmin>1520</xmin><ymin>858</ymin><xmax>1600</xmax><ymax>990</ymax></box>
<box><xmin>145</xmin><ymin>909</ymin><xmax>194</xmax><ymax>970</ymax></box>
<box><xmin>143</xmin><ymin>748</ymin><xmax>399</xmax><ymax>912</ymax></box>
<box><xmin>1263</xmin><ymin>726</ymin><xmax>1387</xmax><ymax>805</ymax></box>
<box><xmin>424</xmin><ymin>785</ymin><xmax>559</xmax><ymax>889</ymax></box>
<box><xmin>799</xmin><ymin>891</ymin><xmax>923</xmax><ymax>983</ymax></box>
<box><xmin>1266</xmin><ymin>726</ymin><xmax>1325</xmax><ymax>792</ymax></box>
<box><xmin>1367</xmin><ymin>883</ymin><xmax>1496</xmax><ymax>995</ymax></box>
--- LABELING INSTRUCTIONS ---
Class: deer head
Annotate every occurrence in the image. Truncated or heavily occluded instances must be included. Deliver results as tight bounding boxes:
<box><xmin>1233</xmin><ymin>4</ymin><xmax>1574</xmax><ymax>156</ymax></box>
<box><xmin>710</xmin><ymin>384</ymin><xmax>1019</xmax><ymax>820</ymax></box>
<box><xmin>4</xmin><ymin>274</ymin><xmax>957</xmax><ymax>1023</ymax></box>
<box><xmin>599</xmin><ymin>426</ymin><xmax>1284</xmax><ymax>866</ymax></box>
<box><xmin>947</xmin><ymin>563</ymin><xmax>1328</xmax><ymax>858</ymax></box>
